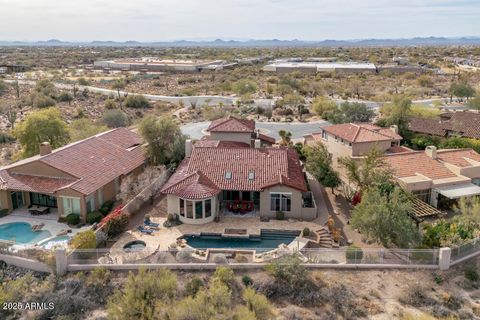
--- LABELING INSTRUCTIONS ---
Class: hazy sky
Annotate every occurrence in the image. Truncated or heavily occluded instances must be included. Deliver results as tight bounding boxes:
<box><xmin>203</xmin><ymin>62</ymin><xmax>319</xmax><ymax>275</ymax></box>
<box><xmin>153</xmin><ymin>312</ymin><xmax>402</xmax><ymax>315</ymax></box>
<box><xmin>1</xmin><ymin>0</ymin><xmax>479</xmax><ymax>41</ymax></box>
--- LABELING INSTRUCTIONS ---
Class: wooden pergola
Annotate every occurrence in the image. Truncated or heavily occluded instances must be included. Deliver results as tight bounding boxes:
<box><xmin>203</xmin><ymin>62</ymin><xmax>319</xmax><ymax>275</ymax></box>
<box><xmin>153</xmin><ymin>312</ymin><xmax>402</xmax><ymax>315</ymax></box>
<box><xmin>408</xmin><ymin>196</ymin><xmax>442</xmax><ymax>226</ymax></box>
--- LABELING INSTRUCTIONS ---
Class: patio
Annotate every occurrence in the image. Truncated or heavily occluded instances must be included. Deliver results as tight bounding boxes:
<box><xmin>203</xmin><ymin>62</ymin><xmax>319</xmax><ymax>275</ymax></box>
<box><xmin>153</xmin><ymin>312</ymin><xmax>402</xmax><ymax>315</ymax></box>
<box><xmin>10</xmin><ymin>206</ymin><xmax>59</xmax><ymax>221</ymax></box>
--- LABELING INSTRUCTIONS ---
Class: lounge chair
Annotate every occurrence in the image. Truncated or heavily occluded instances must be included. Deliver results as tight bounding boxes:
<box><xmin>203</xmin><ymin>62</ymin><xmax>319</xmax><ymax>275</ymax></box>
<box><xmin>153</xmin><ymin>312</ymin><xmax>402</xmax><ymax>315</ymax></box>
<box><xmin>137</xmin><ymin>225</ymin><xmax>154</xmax><ymax>234</ymax></box>
<box><xmin>144</xmin><ymin>219</ymin><xmax>160</xmax><ymax>228</ymax></box>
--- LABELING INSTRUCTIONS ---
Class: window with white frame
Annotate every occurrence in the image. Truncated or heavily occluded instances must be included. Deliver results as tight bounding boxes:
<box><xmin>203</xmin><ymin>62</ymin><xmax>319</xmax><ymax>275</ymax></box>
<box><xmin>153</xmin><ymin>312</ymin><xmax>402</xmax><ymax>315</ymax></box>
<box><xmin>270</xmin><ymin>193</ymin><xmax>292</xmax><ymax>212</ymax></box>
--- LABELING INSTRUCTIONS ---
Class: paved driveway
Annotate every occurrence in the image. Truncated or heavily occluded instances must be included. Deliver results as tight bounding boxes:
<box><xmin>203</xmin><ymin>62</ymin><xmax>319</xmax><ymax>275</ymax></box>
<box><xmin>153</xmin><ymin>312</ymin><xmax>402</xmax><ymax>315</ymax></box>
<box><xmin>181</xmin><ymin>120</ymin><xmax>329</xmax><ymax>140</ymax></box>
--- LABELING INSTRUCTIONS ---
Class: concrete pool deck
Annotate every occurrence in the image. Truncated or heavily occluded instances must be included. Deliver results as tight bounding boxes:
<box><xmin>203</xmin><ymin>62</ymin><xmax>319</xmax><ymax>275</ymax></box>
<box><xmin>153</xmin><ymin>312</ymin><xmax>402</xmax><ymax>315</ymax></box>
<box><xmin>112</xmin><ymin>216</ymin><xmax>327</xmax><ymax>253</ymax></box>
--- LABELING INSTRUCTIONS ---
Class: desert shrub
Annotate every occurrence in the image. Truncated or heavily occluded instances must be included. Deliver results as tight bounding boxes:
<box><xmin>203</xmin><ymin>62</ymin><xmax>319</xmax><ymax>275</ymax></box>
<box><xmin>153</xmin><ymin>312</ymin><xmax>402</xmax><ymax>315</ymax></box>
<box><xmin>86</xmin><ymin>211</ymin><xmax>103</xmax><ymax>224</ymax></box>
<box><xmin>0</xmin><ymin>274</ymin><xmax>38</xmax><ymax>318</ymax></box>
<box><xmin>58</xmin><ymin>92</ymin><xmax>73</xmax><ymax>102</ymax></box>
<box><xmin>176</xmin><ymin>250</ymin><xmax>193</xmax><ymax>263</ymax></box>
<box><xmin>212</xmin><ymin>266</ymin><xmax>235</xmax><ymax>289</ymax></box>
<box><xmin>124</xmin><ymin>95</ymin><xmax>150</xmax><ymax>109</ymax></box>
<box><xmin>0</xmin><ymin>132</ymin><xmax>15</xmax><ymax>143</ymax></box>
<box><xmin>70</xmin><ymin>230</ymin><xmax>97</xmax><ymax>249</ymax></box>
<box><xmin>66</xmin><ymin>213</ymin><xmax>80</xmax><ymax>225</ymax></box>
<box><xmin>30</xmin><ymin>93</ymin><xmax>56</xmax><ymax>108</ymax></box>
<box><xmin>167</xmin><ymin>213</ymin><xmax>175</xmax><ymax>221</ymax></box>
<box><xmin>262</xmin><ymin>254</ymin><xmax>319</xmax><ymax>306</ymax></box>
<box><xmin>95</xmin><ymin>230</ymin><xmax>107</xmax><ymax>247</ymax></box>
<box><xmin>235</xmin><ymin>255</ymin><xmax>249</xmax><ymax>263</ymax></box>
<box><xmin>77</xmin><ymin>77</ymin><xmax>89</xmax><ymax>86</ymax></box>
<box><xmin>242</xmin><ymin>275</ymin><xmax>253</xmax><ymax>287</ymax></box>
<box><xmin>84</xmin><ymin>267</ymin><xmax>113</xmax><ymax>302</ymax></box>
<box><xmin>441</xmin><ymin>292</ymin><xmax>463</xmax><ymax>310</ymax></box>
<box><xmin>213</xmin><ymin>254</ymin><xmax>228</xmax><ymax>264</ymax></box>
<box><xmin>276</xmin><ymin>211</ymin><xmax>285</xmax><ymax>220</ymax></box>
<box><xmin>303</xmin><ymin>227</ymin><xmax>310</xmax><ymax>237</ymax></box>
<box><xmin>243</xmin><ymin>287</ymin><xmax>274</xmax><ymax>320</ymax></box>
<box><xmin>104</xmin><ymin>98</ymin><xmax>117</xmax><ymax>109</ymax></box>
<box><xmin>185</xmin><ymin>276</ymin><xmax>204</xmax><ymax>296</ymax></box>
<box><xmin>464</xmin><ymin>266</ymin><xmax>479</xmax><ymax>283</ymax></box>
<box><xmin>107</xmin><ymin>268</ymin><xmax>177</xmax><ymax>320</ymax></box>
<box><xmin>102</xmin><ymin>109</ymin><xmax>129</xmax><ymax>128</ymax></box>
<box><xmin>400</xmin><ymin>284</ymin><xmax>436</xmax><ymax>307</ymax></box>
<box><xmin>345</xmin><ymin>245</ymin><xmax>363</xmax><ymax>263</ymax></box>
<box><xmin>103</xmin><ymin>213</ymin><xmax>128</xmax><ymax>238</ymax></box>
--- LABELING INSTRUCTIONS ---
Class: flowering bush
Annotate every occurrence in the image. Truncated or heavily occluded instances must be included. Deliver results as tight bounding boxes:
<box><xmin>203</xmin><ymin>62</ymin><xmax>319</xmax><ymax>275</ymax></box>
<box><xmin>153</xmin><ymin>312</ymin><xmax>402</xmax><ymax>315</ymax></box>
<box><xmin>351</xmin><ymin>192</ymin><xmax>362</xmax><ymax>206</ymax></box>
<box><xmin>99</xmin><ymin>205</ymin><xmax>129</xmax><ymax>238</ymax></box>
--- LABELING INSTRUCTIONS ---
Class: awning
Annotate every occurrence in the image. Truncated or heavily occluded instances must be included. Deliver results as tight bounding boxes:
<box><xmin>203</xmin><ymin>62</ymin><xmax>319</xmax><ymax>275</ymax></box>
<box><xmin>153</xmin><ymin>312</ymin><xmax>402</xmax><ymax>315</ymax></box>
<box><xmin>435</xmin><ymin>183</ymin><xmax>480</xmax><ymax>199</ymax></box>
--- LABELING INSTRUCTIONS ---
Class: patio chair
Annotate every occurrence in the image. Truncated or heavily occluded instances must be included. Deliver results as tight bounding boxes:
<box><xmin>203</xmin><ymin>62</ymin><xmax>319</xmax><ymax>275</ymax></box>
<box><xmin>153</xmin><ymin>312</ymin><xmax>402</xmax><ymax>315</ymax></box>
<box><xmin>137</xmin><ymin>225</ymin><xmax>154</xmax><ymax>234</ymax></box>
<box><xmin>144</xmin><ymin>219</ymin><xmax>160</xmax><ymax>228</ymax></box>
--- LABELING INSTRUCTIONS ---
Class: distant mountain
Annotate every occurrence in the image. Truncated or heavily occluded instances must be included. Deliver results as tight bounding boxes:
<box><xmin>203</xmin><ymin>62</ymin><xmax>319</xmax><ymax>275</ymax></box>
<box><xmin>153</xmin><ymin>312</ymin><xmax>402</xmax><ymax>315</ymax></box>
<box><xmin>1</xmin><ymin>37</ymin><xmax>480</xmax><ymax>47</ymax></box>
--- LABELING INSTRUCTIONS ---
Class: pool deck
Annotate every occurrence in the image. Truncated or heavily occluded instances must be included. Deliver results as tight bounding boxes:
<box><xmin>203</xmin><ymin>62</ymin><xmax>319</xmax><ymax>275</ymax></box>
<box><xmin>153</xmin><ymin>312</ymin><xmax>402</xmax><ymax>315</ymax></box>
<box><xmin>112</xmin><ymin>216</ymin><xmax>326</xmax><ymax>253</ymax></box>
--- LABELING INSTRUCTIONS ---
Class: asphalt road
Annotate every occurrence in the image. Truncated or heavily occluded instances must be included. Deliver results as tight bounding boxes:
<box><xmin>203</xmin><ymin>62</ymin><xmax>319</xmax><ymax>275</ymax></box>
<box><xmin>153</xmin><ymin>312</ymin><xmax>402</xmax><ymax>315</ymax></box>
<box><xmin>181</xmin><ymin>120</ymin><xmax>329</xmax><ymax>140</ymax></box>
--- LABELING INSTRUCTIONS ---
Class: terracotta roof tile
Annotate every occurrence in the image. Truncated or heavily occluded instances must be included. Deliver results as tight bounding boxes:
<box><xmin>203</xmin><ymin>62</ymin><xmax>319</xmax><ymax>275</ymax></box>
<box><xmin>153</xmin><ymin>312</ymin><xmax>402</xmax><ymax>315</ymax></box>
<box><xmin>0</xmin><ymin>171</ymin><xmax>75</xmax><ymax>194</ymax></box>
<box><xmin>162</xmin><ymin>147</ymin><xmax>307</xmax><ymax>199</ymax></box>
<box><xmin>383</xmin><ymin>151</ymin><xmax>457</xmax><ymax>180</ymax></box>
<box><xmin>207</xmin><ymin>116</ymin><xmax>255</xmax><ymax>133</ymax></box>
<box><xmin>437</xmin><ymin>149</ymin><xmax>480</xmax><ymax>168</ymax></box>
<box><xmin>321</xmin><ymin>123</ymin><xmax>402</xmax><ymax>143</ymax></box>
<box><xmin>408</xmin><ymin>112</ymin><xmax>480</xmax><ymax>139</ymax></box>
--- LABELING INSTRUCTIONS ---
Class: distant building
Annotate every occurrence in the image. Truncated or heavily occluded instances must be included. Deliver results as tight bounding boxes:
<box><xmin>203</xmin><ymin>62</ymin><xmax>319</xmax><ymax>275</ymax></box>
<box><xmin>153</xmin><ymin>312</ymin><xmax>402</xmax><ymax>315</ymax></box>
<box><xmin>93</xmin><ymin>58</ymin><xmax>234</xmax><ymax>72</ymax></box>
<box><xmin>263</xmin><ymin>61</ymin><xmax>377</xmax><ymax>74</ymax></box>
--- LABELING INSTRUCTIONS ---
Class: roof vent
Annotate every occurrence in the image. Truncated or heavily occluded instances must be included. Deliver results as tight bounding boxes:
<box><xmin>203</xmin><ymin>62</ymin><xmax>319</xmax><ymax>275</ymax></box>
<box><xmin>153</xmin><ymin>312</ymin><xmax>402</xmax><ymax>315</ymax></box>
<box><xmin>225</xmin><ymin>171</ymin><xmax>232</xmax><ymax>180</ymax></box>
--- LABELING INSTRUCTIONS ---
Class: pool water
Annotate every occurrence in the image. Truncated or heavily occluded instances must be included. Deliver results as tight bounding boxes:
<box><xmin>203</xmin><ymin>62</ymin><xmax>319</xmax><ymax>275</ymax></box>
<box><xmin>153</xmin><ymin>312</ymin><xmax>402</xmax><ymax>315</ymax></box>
<box><xmin>181</xmin><ymin>229</ymin><xmax>300</xmax><ymax>252</ymax></box>
<box><xmin>40</xmin><ymin>235</ymin><xmax>71</xmax><ymax>249</ymax></box>
<box><xmin>123</xmin><ymin>240</ymin><xmax>146</xmax><ymax>252</ymax></box>
<box><xmin>0</xmin><ymin>222</ymin><xmax>52</xmax><ymax>244</ymax></box>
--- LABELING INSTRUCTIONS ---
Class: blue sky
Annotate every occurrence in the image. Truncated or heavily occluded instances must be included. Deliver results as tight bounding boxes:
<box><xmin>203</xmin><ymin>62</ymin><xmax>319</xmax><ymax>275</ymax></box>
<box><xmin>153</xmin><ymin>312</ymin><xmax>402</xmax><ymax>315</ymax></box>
<box><xmin>0</xmin><ymin>0</ymin><xmax>479</xmax><ymax>41</ymax></box>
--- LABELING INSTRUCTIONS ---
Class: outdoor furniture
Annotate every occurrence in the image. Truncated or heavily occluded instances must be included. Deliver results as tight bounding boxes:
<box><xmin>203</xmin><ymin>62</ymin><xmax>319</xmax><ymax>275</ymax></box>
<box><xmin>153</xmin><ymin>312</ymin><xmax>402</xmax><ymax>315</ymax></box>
<box><xmin>144</xmin><ymin>219</ymin><xmax>160</xmax><ymax>228</ymax></box>
<box><xmin>137</xmin><ymin>225</ymin><xmax>154</xmax><ymax>234</ymax></box>
<box><xmin>29</xmin><ymin>206</ymin><xmax>50</xmax><ymax>215</ymax></box>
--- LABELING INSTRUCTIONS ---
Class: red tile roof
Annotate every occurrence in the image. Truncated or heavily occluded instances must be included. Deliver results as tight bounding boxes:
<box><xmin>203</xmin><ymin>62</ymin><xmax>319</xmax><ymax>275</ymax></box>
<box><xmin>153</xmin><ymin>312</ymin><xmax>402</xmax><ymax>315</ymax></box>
<box><xmin>383</xmin><ymin>151</ymin><xmax>457</xmax><ymax>180</ymax></box>
<box><xmin>321</xmin><ymin>123</ymin><xmax>402</xmax><ymax>143</ymax></box>
<box><xmin>437</xmin><ymin>149</ymin><xmax>480</xmax><ymax>168</ymax></box>
<box><xmin>0</xmin><ymin>128</ymin><xmax>146</xmax><ymax>195</ymax></box>
<box><xmin>408</xmin><ymin>112</ymin><xmax>480</xmax><ymax>139</ymax></box>
<box><xmin>258</xmin><ymin>133</ymin><xmax>276</xmax><ymax>144</ymax></box>
<box><xmin>207</xmin><ymin>116</ymin><xmax>255</xmax><ymax>133</ymax></box>
<box><xmin>162</xmin><ymin>146</ymin><xmax>307</xmax><ymax>199</ymax></box>
<box><xmin>194</xmin><ymin>140</ymin><xmax>250</xmax><ymax>148</ymax></box>
<box><xmin>0</xmin><ymin>171</ymin><xmax>75</xmax><ymax>194</ymax></box>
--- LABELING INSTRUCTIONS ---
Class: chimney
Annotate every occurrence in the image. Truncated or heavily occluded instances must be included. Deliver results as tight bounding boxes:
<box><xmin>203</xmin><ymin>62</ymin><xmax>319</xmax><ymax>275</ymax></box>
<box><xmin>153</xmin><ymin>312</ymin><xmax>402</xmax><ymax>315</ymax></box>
<box><xmin>185</xmin><ymin>139</ymin><xmax>193</xmax><ymax>157</ymax></box>
<box><xmin>39</xmin><ymin>142</ymin><xmax>52</xmax><ymax>156</ymax></box>
<box><xmin>390</xmin><ymin>125</ymin><xmax>399</xmax><ymax>134</ymax></box>
<box><xmin>425</xmin><ymin>145</ymin><xmax>437</xmax><ymax>159</ymax></box>
<box><xmin>254</xmin><ymin>139</ymin><xmax>261</xmax><ymax>148</ymax></box>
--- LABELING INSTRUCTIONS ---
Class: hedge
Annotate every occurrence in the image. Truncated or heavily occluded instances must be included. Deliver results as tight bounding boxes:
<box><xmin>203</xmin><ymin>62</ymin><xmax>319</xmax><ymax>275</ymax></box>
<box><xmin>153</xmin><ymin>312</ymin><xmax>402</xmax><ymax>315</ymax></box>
<box><xmin>66</xmin><ymin>213</ymin><xmax>80</xmax><ymax>226</ymax></box>
<box><xmin>86</xmin><ymin>211</ymin><xmax>103</xmax><ymax>224</ymax></box>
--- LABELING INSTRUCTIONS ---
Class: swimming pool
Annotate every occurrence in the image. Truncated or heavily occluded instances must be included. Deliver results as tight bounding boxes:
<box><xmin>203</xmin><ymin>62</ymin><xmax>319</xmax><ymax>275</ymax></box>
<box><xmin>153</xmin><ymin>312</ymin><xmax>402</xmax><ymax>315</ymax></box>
<box><xmin>180</xmin><ymin>229</ymin><xmax>300</xmax><ymax>252</ymax></box>
<box><xmin>0</xmin><ymin>222</ymin><xmax>52</xmax><ymax>244</ymax></box>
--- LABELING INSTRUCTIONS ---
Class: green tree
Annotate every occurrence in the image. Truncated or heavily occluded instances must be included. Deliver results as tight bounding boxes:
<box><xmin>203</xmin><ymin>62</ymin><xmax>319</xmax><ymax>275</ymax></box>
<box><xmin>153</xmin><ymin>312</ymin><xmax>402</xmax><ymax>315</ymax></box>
<box><xmin>311</xmin><ymin>96</ymin><xmax>337</xmax><ymax>118</ymax></box>
<box><xmin>69</xmin><ymin>118</ymin><xmax>108</xmax><ymax>142</ymax></box>
<box><xmin>243</xmin><ymin>287</ymin><xmax>274</xmax><ymax>320</ymax></box>
<box><xmin>304</xmin><ymin>142</ymin><xmax>340</xmax><ymax>194</ymax></box>
<box><xmin>449</xmin><ymin>81</ymin><xmax>476</xmax><ymax>102</ymax></box>
<box><xmin>338</xmin><ymin>146</ymin><xmax>392</xmax><ymax>192</ymax></box>
<box><xmin>351</xmin><ymin>186</ymin><xmax>419</xmax><ymax>247</ymax></box>
<box><xmin>13</xmin><ymin>108</ymin><xmax>70</xmax><ymax>157</ymax></box>
<box><xmin>112</xmin><ymin>79</ymin><xmax>126</xmax><ymax>99</ymax></box>
<box><xmin>380</xmin><ymin>95</ymin><xmax>412</xmax><ymax>135</ymax></box>
<box><xmin>278</xmin><ymin>129</ymin><xmax>292</xmax><ymax>146</ymax></box>
<box><xmin>107</xmin><ymin>268</ymin><xmax>177</xmax><ymax>320</ymax></box>
<box><xmin>138</xmin><ymin>115</ymin><xmax>187</xmax><ymax>167</ymax></box>
<box><xmin>324</xmin><ymin>102</ymin><xmax>374</xmax><ymax>124</ymax></box>
<box><xmin>468</xmin><ymin>95</ymin><xmax>480</xmax><ymax>110</ymax></box>
<box><xmin>70</xmin><ymin>230</ymin><xmax>97</xmax><ymax>249</ymax></box>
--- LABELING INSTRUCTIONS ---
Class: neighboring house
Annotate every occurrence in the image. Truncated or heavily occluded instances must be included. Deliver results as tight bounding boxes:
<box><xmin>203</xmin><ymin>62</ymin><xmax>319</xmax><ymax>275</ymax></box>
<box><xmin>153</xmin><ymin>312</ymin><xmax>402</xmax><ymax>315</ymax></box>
<box><xmin>408</xmin><ymin>112</ymin><xmax>480</xmax><ymax>139</ymax></box>
<box><xmin>304</xmin><ymin>123</ymin><xmax>403</xmax><ymax>181</ymax></box>
<box><xmin>205</xmin><ymin>116</ymin><xmax>276</xmax><ymax>147</ymax></box>
<box><xmin>0</xmin><ymin>128</ymin><xmax>146</xmax><ymax>222</ymax></box>
<box><xmin>383</xmin><ymin>146</ymin><xmax>480</xmax><ymax>209</ymax></box>
<box><xmin>161</xmin><ymin>117</ymin><xmax>316</xmax><ymax>225</ymax></box>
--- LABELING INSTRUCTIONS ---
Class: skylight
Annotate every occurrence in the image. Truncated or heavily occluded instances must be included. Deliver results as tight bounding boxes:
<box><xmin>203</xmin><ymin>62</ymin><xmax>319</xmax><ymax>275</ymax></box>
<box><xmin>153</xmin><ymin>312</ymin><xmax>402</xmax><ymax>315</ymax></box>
<box><xmin>225</xmin><ymin>171</ymin><xmax>232</xmax><ymax>180</ymax></box>
<box><xmin>248</xmin><ymin>171</ymin><xmax>255</xmax><ymax>181</ymax></box>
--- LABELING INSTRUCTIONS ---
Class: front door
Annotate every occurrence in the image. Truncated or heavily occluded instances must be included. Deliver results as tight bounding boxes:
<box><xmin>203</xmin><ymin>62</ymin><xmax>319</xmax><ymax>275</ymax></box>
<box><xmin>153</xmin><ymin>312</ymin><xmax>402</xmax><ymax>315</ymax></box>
<box><xmin>10</xmin><ymin>192</ymin><xmax>24</xmax><ymax>209</ymax></box>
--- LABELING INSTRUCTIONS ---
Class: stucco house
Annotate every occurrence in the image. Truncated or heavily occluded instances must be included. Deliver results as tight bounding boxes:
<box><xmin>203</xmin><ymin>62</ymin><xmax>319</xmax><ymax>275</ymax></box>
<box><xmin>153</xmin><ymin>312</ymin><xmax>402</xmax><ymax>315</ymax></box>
<box><xmin>383</xmin><ymin>146</ymin><xmax>480</xmax><ymax>209</ymax></box>
<box><xmin>304</xmin><ymin>123</ymin><xmax>404</xmax><ymax>182</ymax></box>
<box><xmin>161</xmin><ymin>117</ymin><xmax>316</xmax><ymax>224</ymax></box>
<box><xmin>0</xmin><ymin>128</ymin><xmax>146</xmax><ymax>222</ymax></box>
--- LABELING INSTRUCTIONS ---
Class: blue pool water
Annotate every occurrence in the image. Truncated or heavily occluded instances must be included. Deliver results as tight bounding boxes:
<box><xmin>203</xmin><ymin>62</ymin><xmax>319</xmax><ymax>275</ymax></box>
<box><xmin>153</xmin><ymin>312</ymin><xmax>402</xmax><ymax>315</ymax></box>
<box><xmin>0</xmin><ymin>222</ymin><xmax>52</xmax><ymax>244</ymax></box>
<box><xmin>181</xmin><ymin>230</ymin><xmax>300</xmax><ymax>252</ymax></box>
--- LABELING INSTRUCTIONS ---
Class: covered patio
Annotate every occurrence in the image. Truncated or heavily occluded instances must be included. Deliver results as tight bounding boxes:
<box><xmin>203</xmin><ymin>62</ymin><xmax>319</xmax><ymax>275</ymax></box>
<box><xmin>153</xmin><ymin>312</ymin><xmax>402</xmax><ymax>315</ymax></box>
<box><xmin>434</xmin><ymin>183</ymin><xmax>480</xmax><ymax>209</ymax></box>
